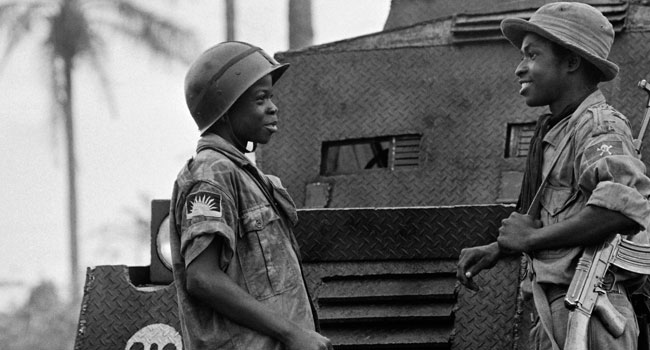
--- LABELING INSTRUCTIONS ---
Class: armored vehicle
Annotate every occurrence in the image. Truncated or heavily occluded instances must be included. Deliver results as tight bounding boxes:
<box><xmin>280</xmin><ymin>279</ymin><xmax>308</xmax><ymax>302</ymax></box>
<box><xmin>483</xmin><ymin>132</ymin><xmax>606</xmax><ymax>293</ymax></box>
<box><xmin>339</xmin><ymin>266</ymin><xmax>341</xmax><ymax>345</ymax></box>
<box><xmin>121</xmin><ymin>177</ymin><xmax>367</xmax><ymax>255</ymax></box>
<box><xmin>74</xmin><ymin>1</ymin><xmax>650</xmax><ymax>349</ymax></box>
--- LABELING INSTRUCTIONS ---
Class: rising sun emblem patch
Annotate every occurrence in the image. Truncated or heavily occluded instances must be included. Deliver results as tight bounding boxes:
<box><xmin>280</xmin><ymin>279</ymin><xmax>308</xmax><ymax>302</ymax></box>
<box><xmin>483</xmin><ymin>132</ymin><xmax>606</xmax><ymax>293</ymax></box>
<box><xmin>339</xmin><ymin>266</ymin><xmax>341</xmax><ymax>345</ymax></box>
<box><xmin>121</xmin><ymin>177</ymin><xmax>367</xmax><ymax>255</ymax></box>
<box><xmin>186</xmin><ymin>191</ymin><xmax>222</xmax><ymax>219</ymax></box>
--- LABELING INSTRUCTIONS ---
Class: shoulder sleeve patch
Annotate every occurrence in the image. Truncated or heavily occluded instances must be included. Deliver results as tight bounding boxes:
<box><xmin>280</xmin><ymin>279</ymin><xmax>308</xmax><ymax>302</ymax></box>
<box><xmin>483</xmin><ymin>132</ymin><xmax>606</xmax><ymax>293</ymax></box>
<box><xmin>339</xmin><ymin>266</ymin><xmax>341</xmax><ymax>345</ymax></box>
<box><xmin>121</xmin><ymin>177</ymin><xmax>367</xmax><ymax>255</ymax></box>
<box><xmin>584</xmin><ymin>140</ymin><xmax>624</xmax><ymax>164</ymax></box>
<box><xmin>186</xmin><ymin>191</ymin><xmax>223</xmax><ymax>219</ymax></box>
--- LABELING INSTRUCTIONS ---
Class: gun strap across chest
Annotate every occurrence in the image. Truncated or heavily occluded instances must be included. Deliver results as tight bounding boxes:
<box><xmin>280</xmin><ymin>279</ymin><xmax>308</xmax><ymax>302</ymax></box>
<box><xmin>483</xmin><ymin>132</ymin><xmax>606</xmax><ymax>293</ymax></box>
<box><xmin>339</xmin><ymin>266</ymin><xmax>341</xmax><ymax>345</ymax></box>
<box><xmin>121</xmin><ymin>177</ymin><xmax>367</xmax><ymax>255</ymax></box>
<box><xmin>531</xmin><ymin>274</ymin><xmax>563</xmax><ymax>350</ymax></box>
<box><xmin>524</xmin><ymin>127</ymin><xmax>576</xmax><ymax>350</ymax></box>
<box><xmin>525</xmin><ymin>126</ymin><xmax>576</xmax><ymax>217</ymax></box>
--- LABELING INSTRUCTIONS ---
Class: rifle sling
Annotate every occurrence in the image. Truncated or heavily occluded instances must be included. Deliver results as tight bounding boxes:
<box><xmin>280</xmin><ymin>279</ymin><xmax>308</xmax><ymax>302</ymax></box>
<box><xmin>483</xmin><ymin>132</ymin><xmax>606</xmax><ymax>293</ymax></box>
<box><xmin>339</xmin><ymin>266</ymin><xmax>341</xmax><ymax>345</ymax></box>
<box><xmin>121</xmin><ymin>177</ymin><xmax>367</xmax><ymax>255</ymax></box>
<box><xmin>525</xmin><ymin>127</ymin><xmax>576</xmax><ymax>216</ymax></box>
<box><xmin>531</xmin><ymin>274</ymin><xmax>563</xmax><ymax>350</ymax></box>
<box><xmin>525</xmin><ymin>127</ymin><xmax>575</xmax><ymax>350</ymax></box>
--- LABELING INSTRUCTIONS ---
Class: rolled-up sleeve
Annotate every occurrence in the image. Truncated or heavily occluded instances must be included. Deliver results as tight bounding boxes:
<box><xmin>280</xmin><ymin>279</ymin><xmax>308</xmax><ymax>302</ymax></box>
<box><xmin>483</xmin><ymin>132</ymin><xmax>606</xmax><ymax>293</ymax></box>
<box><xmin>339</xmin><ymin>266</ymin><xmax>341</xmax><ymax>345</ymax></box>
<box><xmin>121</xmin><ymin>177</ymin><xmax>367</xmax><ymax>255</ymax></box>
<box><xmin>182</xmin><ymin>219</ymin><xmax>235</xmax><ymax>268</ymax></box>
<box><xmin>579</xmin><ymin>121</ymin><xmax>650</xmax><ymax>229</ymax></box>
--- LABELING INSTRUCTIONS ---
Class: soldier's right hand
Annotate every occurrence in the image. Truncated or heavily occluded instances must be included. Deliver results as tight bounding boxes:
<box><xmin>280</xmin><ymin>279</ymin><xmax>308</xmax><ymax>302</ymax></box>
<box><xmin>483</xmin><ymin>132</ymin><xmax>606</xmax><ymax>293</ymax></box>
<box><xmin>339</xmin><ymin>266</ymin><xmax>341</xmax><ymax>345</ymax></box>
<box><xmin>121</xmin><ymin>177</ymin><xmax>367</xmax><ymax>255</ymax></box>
<box><xmin>284</xmin><ymin>328</ymin><xmax>333</xmax><ymax>350</ymax></box>
<box><xmin>456</xmin><ymin>242</ymin><xmax>501</xmax><ymax>291</ymax></box>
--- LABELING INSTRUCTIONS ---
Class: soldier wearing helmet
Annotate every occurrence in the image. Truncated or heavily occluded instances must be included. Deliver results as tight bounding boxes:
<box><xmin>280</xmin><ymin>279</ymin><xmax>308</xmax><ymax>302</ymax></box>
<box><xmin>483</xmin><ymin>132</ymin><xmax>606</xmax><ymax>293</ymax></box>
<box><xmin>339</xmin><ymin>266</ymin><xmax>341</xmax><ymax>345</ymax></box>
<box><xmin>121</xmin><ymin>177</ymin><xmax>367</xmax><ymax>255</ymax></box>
<box><xmin>457</xmin><ymin>2</ymin><xmax>650</xmax><ymax>349</ymax></box>
<box><xmin>169</xmin><ymin>41</ymin><xmax>332</xmax><ymax>350</ymax></box>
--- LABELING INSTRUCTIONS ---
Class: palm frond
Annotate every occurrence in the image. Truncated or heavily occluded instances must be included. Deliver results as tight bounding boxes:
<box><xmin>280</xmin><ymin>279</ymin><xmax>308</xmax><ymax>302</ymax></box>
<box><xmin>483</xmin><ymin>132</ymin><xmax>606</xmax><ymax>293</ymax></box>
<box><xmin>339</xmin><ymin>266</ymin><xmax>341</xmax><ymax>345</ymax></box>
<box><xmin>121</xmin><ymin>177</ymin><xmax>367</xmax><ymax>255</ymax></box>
<box><xmin>0</xmin><ymin>1</ymin><xmax>52</xmax><ymax>74</ymax></box>
<box><xmin>0</xmin><ymin>0</ymin><xmax>52</xmax><ymax>23</ymax></box>
<box><xmin>88</xmin><ymin>0</ymin><xmax>200</xmax><ymax>64</ymax></box>
<box><xmin>84</xmin><ymin>33</ymin><xmax>119</xmax><ymax>118</ymax></box>
<box><xmin>46</xmin><ymin>0</ymin><xmax>96</xmax><ymax>60</ymax></box>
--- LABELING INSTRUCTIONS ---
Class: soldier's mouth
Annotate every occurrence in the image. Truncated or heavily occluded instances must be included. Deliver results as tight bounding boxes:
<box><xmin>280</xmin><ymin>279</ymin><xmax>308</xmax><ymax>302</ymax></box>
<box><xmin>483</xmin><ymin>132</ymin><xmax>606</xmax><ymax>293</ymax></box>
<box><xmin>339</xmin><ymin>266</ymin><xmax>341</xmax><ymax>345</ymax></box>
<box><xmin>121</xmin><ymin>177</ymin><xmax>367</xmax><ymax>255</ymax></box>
<box><xmin>264</xmin><ymin>123</ymin><xmax>278</xmax><ymax>133</ymax></box>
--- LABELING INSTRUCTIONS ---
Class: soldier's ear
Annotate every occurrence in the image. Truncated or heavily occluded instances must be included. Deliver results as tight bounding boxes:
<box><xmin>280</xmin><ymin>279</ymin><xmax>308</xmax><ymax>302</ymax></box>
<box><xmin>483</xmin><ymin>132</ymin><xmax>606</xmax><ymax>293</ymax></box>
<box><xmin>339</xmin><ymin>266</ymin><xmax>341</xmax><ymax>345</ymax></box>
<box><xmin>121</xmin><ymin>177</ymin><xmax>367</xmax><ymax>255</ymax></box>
<box><xmin>566</xmin><ymin>53</ymin><xmax>581</xmax><ymax>73</ymax></box>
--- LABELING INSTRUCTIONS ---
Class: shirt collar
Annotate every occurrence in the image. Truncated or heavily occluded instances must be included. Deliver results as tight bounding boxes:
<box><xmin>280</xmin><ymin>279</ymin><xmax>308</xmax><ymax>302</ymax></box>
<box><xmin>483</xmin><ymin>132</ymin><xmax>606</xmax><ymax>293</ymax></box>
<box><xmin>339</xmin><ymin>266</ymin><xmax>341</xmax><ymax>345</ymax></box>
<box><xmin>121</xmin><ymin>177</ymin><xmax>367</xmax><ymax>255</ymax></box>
<box><xmin>196</xmin><ymin>133</ymin><xmax>252</xmax><ymax>167</ymax></box>
<box><xmin>543</xmin><ymin>89</ymin><xmax>606</xmax><ymax>145</ymax></box>
<box><xmin>566</xmin><ymin>89</ymin><xmax>606</xmax><ymax>130</ymax></box>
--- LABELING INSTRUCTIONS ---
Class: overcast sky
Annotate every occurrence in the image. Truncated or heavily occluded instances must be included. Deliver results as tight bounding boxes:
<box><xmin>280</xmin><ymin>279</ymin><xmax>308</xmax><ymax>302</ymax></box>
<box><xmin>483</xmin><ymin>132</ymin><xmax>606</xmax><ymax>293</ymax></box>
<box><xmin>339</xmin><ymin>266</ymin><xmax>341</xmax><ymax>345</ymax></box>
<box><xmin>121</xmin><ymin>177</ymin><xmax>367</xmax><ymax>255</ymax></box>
<box><xmin>0</xmin><ymin>0</ymin><xmax>391</xmax><ymax>310</ymax></box>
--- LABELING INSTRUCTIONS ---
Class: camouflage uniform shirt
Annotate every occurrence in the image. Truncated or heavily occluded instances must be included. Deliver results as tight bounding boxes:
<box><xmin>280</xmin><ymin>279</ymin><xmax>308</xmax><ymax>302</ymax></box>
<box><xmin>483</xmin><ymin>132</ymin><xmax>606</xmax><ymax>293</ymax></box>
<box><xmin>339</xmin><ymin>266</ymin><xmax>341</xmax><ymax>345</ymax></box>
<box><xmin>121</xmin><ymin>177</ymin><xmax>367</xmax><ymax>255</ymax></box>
<box><xmin>532</xmin><ymin>89</ymin><xmax>650</xmax><ymax>285</ymax></box>
<box><xmin>170</xmin><ymin>133</ymin><xmax>315</xmax><ymax>350</ymax></box>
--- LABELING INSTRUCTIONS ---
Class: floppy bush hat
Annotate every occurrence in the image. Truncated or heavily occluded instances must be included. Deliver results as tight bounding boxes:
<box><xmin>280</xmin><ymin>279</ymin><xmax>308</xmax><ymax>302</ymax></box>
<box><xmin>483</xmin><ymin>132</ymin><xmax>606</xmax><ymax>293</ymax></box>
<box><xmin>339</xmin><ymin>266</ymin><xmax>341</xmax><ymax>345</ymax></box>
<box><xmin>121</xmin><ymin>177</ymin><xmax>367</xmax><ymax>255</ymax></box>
<box><xmin>500</xmin><ymin>2</ymin><xmax>619</xmax><ymax>81</ymax></box>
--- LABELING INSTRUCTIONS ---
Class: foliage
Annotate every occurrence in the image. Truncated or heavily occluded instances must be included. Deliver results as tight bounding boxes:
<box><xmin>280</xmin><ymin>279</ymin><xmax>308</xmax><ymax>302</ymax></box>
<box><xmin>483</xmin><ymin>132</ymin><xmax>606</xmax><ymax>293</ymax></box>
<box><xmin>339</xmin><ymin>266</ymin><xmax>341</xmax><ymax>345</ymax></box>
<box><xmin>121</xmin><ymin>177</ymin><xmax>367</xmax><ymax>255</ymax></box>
<box><xmin>0</xmin><ymin>281</ymin><xmax>78</xmax><ymax>350</ymax></box>
<box><xmin>0</xmin><ymin>0</ymin><xmax>199</xmax><ymax>302</ymax></box>
<box><xmin>0</xmin><ymin>0</ymin><xmax>199</xmax><ymax>105</ymax></box>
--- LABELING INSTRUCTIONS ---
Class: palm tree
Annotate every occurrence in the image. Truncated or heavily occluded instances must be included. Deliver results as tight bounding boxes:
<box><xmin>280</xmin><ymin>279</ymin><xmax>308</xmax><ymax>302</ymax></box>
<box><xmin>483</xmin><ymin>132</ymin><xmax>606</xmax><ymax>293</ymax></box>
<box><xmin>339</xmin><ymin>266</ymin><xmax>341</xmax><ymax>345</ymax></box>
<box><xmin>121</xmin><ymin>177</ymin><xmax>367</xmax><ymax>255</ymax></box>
<box><xmin>0</xmin><ymin>0</ymin><xmax>199</xmax><ymax>303</ymax></box>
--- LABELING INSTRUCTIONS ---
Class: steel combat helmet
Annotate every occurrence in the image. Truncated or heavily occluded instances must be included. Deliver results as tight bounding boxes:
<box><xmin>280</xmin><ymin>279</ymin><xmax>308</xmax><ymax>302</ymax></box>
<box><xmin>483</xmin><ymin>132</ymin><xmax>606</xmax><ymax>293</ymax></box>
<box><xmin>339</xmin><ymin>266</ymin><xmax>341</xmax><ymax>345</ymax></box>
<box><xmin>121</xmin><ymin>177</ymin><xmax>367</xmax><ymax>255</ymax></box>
<box><xmin>184</xmin><ymin>41</ymin><xmax>290</xmax><ymax>134</ymax></box>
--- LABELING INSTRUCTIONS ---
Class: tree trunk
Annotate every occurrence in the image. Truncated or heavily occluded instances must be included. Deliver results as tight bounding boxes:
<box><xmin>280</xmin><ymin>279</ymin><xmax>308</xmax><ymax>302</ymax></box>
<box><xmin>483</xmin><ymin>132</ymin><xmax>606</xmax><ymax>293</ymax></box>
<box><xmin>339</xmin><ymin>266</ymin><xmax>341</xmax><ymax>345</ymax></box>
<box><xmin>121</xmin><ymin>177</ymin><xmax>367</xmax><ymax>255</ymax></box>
<box><xmin>62</xmin><ymin>55</ymin><xmax>80</xmax><ymax>304</ymax></box>
<box><xmin>225</xmin><ymin>0</ymin><xmax>235</xmax><ymax>41</ymax></box>
<box><xmin>289</xmin><ymin>0</ymin><xmax>313</xmax><ymax>50</ymax></box>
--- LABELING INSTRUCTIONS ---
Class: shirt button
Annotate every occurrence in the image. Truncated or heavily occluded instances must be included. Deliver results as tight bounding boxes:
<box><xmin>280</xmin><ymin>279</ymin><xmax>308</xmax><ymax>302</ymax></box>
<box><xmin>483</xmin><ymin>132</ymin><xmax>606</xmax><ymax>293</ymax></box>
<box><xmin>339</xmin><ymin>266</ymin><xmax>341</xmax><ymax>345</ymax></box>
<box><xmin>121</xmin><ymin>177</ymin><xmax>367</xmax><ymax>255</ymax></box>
<box><xmin>256</xmin><ymin>220</ymin><xmax>262</xmax><ymax>228</ymax></box>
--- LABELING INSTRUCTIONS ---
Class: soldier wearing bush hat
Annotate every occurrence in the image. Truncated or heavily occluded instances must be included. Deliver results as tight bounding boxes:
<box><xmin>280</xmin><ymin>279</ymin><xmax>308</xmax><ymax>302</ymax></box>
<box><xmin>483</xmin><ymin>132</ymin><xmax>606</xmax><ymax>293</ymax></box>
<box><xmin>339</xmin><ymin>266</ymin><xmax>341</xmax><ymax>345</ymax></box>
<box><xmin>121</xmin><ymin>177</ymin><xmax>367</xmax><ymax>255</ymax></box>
<box><xmin>501</xmin><ymin>1</ymin><xmax>619</xmax><ymax>82</ymax></box>
<box><xmin>457</xmin><ymin>3</ymin><xmax>650</xmax><ymax>350</ymax></box>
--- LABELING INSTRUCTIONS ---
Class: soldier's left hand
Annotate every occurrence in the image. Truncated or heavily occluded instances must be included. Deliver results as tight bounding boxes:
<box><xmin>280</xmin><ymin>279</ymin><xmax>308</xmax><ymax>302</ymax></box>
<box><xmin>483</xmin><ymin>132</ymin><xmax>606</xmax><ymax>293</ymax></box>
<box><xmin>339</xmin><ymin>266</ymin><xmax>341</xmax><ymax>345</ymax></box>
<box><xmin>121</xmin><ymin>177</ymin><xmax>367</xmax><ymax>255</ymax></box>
<box><xmin>497</xmin><ymin>212</ymin><xmax>542</xmax><ymax>252</ymax></box>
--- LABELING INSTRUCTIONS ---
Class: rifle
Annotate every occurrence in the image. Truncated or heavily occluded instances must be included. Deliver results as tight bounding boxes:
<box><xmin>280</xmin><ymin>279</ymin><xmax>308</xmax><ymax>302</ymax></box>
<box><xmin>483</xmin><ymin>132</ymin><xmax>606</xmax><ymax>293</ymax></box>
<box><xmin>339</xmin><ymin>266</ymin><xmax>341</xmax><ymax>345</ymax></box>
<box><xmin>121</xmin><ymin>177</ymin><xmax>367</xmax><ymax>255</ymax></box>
<box><xmin>564</xmin><ymin>234</ymin><xmax>650</xmax><ymax>349</ymax></box>
<box><xmin>564</xmin><ymin>234</ymin><xmax>626</xmax><ymax>350</ymax></box>
<box><xmin>563</xmin><ymin>78</ymin><xmax>650</xmax><ymax>349</ymax></box>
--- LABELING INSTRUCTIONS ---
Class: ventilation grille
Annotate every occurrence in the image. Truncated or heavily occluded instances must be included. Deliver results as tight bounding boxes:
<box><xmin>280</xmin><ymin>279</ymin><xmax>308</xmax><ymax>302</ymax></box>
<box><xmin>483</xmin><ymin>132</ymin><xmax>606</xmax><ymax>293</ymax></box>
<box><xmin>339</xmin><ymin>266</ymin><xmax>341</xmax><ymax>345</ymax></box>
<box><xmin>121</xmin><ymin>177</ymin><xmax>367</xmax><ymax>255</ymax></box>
<box><xmin>393</xmin><ymin>135</ymin><xmax>422</xmax><ymax>169</ymax></box>
<box><xmin>451</xmin><ymin>2</ymin><xmax>628</xmax><ymax>44</ymax></box>
<box><xmin>318</xmin><ymin>273</ymin><xmax>455</xmax><ymax>349</ymax></box>
<box><xmin>507</xmin><ymin>122</ymin><xmax>536</xmax><ymax>158</ymax></box>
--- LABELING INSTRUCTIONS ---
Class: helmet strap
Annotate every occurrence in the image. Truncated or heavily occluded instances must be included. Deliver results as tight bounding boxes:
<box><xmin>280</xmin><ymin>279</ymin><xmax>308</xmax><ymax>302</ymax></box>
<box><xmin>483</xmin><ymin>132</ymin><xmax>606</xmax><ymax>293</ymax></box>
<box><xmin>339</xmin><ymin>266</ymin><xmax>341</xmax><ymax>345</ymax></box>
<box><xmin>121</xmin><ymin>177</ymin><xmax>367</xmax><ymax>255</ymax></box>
<box><xmin>225</xmin><ymin>114</ymin><xmax>256</xmax><ymax>153</ymax></box>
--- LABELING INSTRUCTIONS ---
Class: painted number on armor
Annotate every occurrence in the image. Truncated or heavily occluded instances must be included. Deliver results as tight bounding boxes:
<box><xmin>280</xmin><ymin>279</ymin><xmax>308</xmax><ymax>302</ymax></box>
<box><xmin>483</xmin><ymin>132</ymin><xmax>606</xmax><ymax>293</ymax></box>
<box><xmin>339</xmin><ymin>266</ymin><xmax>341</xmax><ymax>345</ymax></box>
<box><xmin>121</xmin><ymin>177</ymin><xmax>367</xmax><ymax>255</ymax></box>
<box><xmin>124</xmin><ymin>323</ymin><xmax>182</xmax><ymax>350</ymax></box>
